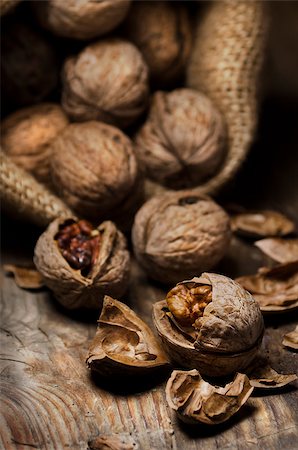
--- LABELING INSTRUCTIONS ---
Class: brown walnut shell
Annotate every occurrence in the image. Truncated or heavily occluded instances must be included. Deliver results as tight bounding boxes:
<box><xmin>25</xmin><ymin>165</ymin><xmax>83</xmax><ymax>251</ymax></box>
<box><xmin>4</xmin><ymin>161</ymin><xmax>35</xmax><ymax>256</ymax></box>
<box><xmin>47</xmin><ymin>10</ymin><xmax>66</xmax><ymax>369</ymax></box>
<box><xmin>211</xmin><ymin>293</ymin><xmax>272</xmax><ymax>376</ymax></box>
<box><xmin>50</xmin><ymin>121</ymin><xmax>139</xmax><ymax>222</ymax></box>
<box><xmin>153</xmin><ymin>273</ymin><xmax>264</xmax><ymax>377</ymax></box>
<box><xmin>1</xmin><ymin>104</ymin><xmax>68</xmax><ymax>186</ymax></box>
<box><xmin>134</xmin><ymin>89</ymin><xmax>226</xmax><ymax>189</ymax></box>
<box><xmin>34</xmin><ymin>218</ymin><xmax>130</xmax><ymax>309</ymax></box>
<box><xmin>282</xmin><ymin>326</ymin><xmax>298</xmax><ymax>350</ymax></box>
<box><xmin>255</xmin><ymin>237</ymin><xmax>298</xmax><ymax>264</ymax></box>
<box><xmin>166</xmin><ymin>369</ymin><xmax>253</xmax><ymax>425</ymax></box>
<box><xmin>231</xmin><ymin>210</ymin><xmax>295</xmax><ymax>238</ymax></box>
<box><xmin>123</xmin><ymin>1</ymin><xmax>192</xmax><ymax>84</ymax></box>
<box><xmin>33</xmin><ymin>0</ymin><xmax>131</xmax><ymax>40</ymax></box>
<box><xmin>86</xmin><ymin>296</ymin><xmax>169</xmax><ymax>376</ymax></box>
<box><xmin>1</xmin><ymin>19</ymin><xmax>58</xmax><ymax>109</ymax></box>
<box><xmin>132</xmin><ymin>191</ymin><xmax>231</xmax><ymax>284</ymax></box>
<box><xmin>62</xmin><ymin>39</ymin><xmax>149</xmax><ymax>128</ymax></box>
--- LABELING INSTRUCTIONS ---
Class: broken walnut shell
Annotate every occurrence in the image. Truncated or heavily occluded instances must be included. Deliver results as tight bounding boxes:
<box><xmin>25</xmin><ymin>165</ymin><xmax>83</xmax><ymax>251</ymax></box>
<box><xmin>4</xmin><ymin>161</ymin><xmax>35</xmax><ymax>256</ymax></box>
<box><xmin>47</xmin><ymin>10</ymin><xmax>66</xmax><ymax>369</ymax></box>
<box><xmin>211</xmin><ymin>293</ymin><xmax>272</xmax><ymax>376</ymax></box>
<box><xmin>33</xmin><ymin>0</ymin><xmax>131</xmax><ymax>40</ymax></box>
<box><xmin>62</xmin><ymin>39</ymin><xmax>149</xmax><ymax>128</ymax></box>
<box><xmin>166</xmin><ymin>369</ymin><xmax>253</xmax><ymax>425</ymax></box>
<box><xmin>255</xmin><ymin>237</ymin><xmax>298</xmax><ymax>264</ymax></box>
<box><xmin>282</xmin><ymin>326</ymin><xmax>298</xmax><ymax>351</ymax></box>
<box><xmin>123</xmin><ymin>1</ymin><xmax>192</xmax><ymax>84</ymax></box>
<box><xmin>50</xmin><ymin>121</ymin><xmax>139</xmax><ymax>222</ymax></box>
<box><xmin>3</xmin><ymin>264</ymin><xmax>44</xmax><ymax>290</ymax></box>
<box><xmin>134</xmin><ymin>89</ymin><xmax>226</xmax><ymax>189</ymax></box>
<box><xmin>230</xmin><ymin>210</ymin><xmax>295</xmax><ymax>239</ymax></box>
<box><xmin>86</xmin><ymin>296</ymin><xmax>169</xmax><ymax>376</ymax></box>
<box><xmin>153</xmin><ymin>273</ymin><xmax>264</xmax><ymax>376</ymax></box>
<box><xmin>1</xmin><ymin>103</ymin><xmax>69</xmax><ymax>187</ymax></box>
<box><xmin>132</xmin><ymin>191</ymin><xmax>231</xmax><ymax>284</ymax></box>
<box><xmin>236</xmin><ymin>261</ymin><xmax>298</xmax><ymax>313</ymax></box>
<box><xmin>34</xmin><ymin>218</ymin><xmax>130</xmax><ymax>309</ymax></box>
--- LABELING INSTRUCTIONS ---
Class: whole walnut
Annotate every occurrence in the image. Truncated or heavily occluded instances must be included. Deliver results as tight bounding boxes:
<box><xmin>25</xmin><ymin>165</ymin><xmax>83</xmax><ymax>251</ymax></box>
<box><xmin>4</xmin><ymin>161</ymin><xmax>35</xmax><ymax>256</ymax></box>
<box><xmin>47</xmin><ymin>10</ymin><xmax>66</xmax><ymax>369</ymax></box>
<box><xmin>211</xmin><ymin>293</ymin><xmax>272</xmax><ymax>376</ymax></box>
<box><xmin>1</xmin><ymin>104</ymin><xmax>68</xmax><ymax>186</ymax></box>
<box><xmin>62</xmin><ymin>39</ymin><xmax>149</xmax><ymax>128</ymax></box>
<box><xmin>134</xmin><ymin>89</ymin><xmax>226</xmax><ymax>189</ymax></box>
<box><xmin>50</xmin><ymin>121</ymin><xmax>139</xmax><ymax>222</ymax></box>
<box><xmin>33</xmin><ymin>0</ymin><xmax>131</xmax><ymax>40</ymax></box>
<box><xmin>1</xmin><ymin>19</ymin><xmax>58</xmax><ymax>110</ymax></box>
<box><xmin>123</xmin><ymin>1</ymin><xmax>192</xmax><ymax>84</ymax></box>
<box><xmin>153</xmin><ymin>273</ymin><xmax>264</xmax><ymax>376</ymax></box>
<box><xmin>34</xmin><ymin>218</ymin><xmax>130</xmax><ymax>309</ymax></box>
<box><xmin>132</xmin><ymin>191</ymin><xmax>231</xmax><ymax>284</ymax></box>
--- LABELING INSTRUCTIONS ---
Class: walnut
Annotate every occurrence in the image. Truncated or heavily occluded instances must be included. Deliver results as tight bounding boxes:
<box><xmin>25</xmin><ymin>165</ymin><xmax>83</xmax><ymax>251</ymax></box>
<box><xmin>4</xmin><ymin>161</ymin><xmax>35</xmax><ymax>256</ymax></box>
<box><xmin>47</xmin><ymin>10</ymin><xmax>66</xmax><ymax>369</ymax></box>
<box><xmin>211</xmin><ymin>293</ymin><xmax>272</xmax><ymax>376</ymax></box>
<box><xmin>62</xmin><ymin>39</ymin><xmax>149</xmax><ymax>128</ymax></box>
<box><xmin>1</xmin><ymin>104</ymin><xmax>69</xmax><ymax>186</ymax></box>
<box><xmin>1</xmin><ymin>19</ymin><xmax>58</xmax><ymax>109</ymax></box>
<box><xmin>33</xmin><ymin>0</ymin><xmax>131</xmax><ymax>40</ymax></box>
<box><xmin>86</xmin><ymin>296</ymin><xmax>169</xmax><ymax>376</ymax></box>
<box><xmin>123</xmin><ymin>1</ymin><xmax>192</xmax><ymax>84</ymax></box>
<box><xmin>34</xmin><ymin>218</ymin><xmax>130</xmax><ymax>309</ymax></box>
<box><xmin>134</xmin><ymin>89</ymin><xmax>226</xmax><ymax>189</ymax></box>
<box><xmin>132</xmin><ymin>191</ymin><xmax>231</xmax><ymax>284</ymax></box>
<box><xmin>153</xmin><ymin>273</ymin><xmax>264</xmax><ymax>376</ymax></box>
<box><xmin>166</xmin><ymin>370</ymin><xmax>253</xmax><ymax>425</ymax></box>
<box><xmin>50</xmin><ymin>121</ymin><xmax>139</xmax><ymax>222</ymax></box>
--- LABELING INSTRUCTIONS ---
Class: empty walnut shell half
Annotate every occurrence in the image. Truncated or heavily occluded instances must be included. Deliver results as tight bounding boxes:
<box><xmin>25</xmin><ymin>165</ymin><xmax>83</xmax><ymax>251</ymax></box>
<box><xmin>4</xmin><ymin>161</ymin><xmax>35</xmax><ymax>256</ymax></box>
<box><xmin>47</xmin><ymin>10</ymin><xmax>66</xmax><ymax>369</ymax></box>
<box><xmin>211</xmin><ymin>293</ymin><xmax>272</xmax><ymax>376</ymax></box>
<box><xmin>86</xmin><ymin>296</ymin><xmax>169</xmax><ymax>376</ymax></box>
<box><xmin>124</xmin><ymin>1</ymin><xmax>192</xmax><ymax>84</ymax></box>
<box><xmin>50</xmin><ymin>121</ymin><xmax>139</xmax><ymax>222</ymax></box>
<box><xmin>230</xmin><ymin>210</ymin><xmax>295</xmax><ymax>238</ymax></box>
<box><xmin>33</xmin><ymin>0</ymin><xmax>131</xmax><ymax>40</ymax></box>
<box><xmin>132</xmin><ymin>191</ymin><xmax>231</xmax><ymax>284</ymax></box>
<box><xmin>34</xmin><ymin>218</ymin><xmax>130</xmax><ymax>309</ymax></box>
<box><xmin>62</xmin><ymin>39</ymin><xmax>149</xmax><ymax>128</ymax></box>
<box><xmin>166</xmin><ymin>369</ymin><xmax>253</xmax><ymax>425</ymax></box>
<box><xmin>255</xmin><ymin>237</ymin><xmax>298</xmax><ymax>264</ymax></box>
<box><xmin>153</xmin><ymin>273</ymin><xmax>264</xmax><ymax>376</ymax></box>
<box><xmin>134</xmin><ymin>89</ymin><xmax>226</xmax><ymax>189</ymax></box>
<box><xmin>1</xmin><ymin>103</ymin><xmax>69</xmax><ymax>187</ymax></box>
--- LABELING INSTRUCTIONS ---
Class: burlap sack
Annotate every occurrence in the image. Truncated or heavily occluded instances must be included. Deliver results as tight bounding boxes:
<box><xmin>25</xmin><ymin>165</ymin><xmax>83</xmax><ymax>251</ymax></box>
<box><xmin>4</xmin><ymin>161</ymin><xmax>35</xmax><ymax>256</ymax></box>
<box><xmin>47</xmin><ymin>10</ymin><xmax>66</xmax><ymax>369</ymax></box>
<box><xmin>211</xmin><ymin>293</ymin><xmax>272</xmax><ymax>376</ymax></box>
<box><xmin>0</xmin><ymin>151</ymin><xmax>72</xmax><ymax>227</ymax></box>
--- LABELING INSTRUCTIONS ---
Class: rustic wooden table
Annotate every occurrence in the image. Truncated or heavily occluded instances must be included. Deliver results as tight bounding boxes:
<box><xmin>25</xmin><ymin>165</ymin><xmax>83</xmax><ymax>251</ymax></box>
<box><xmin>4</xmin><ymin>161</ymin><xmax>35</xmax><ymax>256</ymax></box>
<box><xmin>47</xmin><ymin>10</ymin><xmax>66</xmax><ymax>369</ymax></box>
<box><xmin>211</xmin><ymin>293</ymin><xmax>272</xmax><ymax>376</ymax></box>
<box><xmin>1</xmin><ymin>99</ymin><xmax>298</xmax><ymax>449</ymax></box>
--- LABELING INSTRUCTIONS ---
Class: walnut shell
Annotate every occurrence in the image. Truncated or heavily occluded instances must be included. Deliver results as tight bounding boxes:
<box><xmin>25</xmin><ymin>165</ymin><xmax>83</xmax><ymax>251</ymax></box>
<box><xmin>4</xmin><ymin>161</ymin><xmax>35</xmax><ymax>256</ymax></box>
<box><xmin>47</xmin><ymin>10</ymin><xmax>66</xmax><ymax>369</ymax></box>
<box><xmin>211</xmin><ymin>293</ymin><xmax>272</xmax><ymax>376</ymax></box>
<box><xmin>166</xmin><ymin>370</ymin><xmax>253</xmax><ymax>425</ymax></box>
<box><xmin>50</xmin><ymin>121</ymin><xmax>139</xmax><ymax>222</ymax></box>
<box><xmin>123</xmin><ymin>1</ymin><xmax>192</xmax><ymax>84</ymax></box>
<box><xmin>1</xmin><ymin>104</ymin><xmax>69</xmax><ymax>186</ymax></box>
<box><xmin>62</xmin><ymin>39</ymin><xmax>149</xmax><ymax>128</ymax></box>
<box><xmin>33</xmin><ymin>0</ymin><xmax>131</xmax><ymax>40</ymax></box>
<box><xmin>153</xmin><ymin>273</ymin><xmax>264</xmax><ymax>376</ymax></box>
<box><xmin>134</xmin><ymin>89</ymin><xmax>226</xmax><ymax>189</ymax></box>
<box><xmin>231</xmin><ymin>210</ymin><xmax>296</xmax><ymax>238</ymax></box>
<box><xmin>132</xmin><ymin>191</ymin><xmax>231</xmax><ymax>284</ymax></box>
<box><xmin>1</xmin><ymin>19</ymin><xmax>58</xmax><ymax>109</ymax></box>
<box><xmin>255</xmin><ymin>237</ymin><xmax>298</xmax><ymax>264</ymax></box>
<box><xmin>34</xmin><ymin>218</ymin><xmax>130</xmax><ymax>309</ymax></box>
<box><xmin>86</xmin><ymin>296</ymin><xmax>169</xmax><ymax>376</ymax></box>
<box><xmin>0</xmin><ymin>0</ymin><xmax>21</xmax><ymax>16</ymax></box>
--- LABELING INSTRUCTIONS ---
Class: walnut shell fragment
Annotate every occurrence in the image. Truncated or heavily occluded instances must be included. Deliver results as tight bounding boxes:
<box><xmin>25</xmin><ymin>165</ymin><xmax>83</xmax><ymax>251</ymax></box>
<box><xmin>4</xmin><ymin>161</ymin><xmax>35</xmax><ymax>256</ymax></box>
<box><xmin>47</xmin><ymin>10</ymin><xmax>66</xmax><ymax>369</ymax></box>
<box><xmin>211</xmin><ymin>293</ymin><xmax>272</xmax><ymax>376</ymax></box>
<box><xmin>236</xmin><ymin>262</ymin><xmax>298</xmax><ymax>313</ymax></box>
<box><xmin>3</xmin><ymin>264</ymin><xmax>44</xmax><ymax>290</ymax></box>
<box><xmin>1</xmin><ymin>104</ymin><xmax>69</xmax><ymax>186</ymax></box>
<box><xmin>33</xmin><ymin>0</ymin><xmax>131</xmax><ymax>40</ymax></box>
<box><xmin>166</xmin><ymin>369</ymin><xmax>253</xmax><ymax>425</ymax></box>
<box><xmin>50</xmin><ymin>121</ymin><xmax>139</xmax><ymax>222</ymax></box>
<box><xmin>153</xmin><ymin>273</ymin><xmax>264</xmax><ymax>377</ymax></box>
<box><xmin>86</xmin><ymin>296</ymin><xmax>169</xmax><ymax>376</ymax></box>
<box><xmin>231</xmin><ymin>210</ymin><xmax>295</xmax><ymax>238</ymax></box>
<box><xmin>282</xmin><ymin>326</ymin><xmax>298</xmax><ymax>351</ymax></box>
<box><xmin>248</xmin><ymin>364</ymin><xmax>297</xmax><ymax>389</ymax></box>
<box><xmin>134</xmin><ymin>89</ymin><xmax>226</xmax><ymax>189</ymax></box>
<box><xmin>124</xmin><ymin>1</ymin><xmax>192</xmax><ymax>84</ymax></box>
<box><xmin>88</xmin><ymin>434</ymin><xmax>137</xmax><ymax>450</ymax></box>
<box><xmin>62</xmin><ymin>39</ymin><xmax>149</xmax><ymax>128</ymax></box>
<box><xmin>34</xmin><ymin>218</ymin><xmax>130</xmax><ymax>309</ymax></box>
<box><xmin>255</xmin><ymin>238</ymin><xmax>298</xmax><ymax>264</ymax></box>
<box><xmin>132</xmin><ymin>192</ymin><xmax>231</xmax><ymax>284</ymax></box>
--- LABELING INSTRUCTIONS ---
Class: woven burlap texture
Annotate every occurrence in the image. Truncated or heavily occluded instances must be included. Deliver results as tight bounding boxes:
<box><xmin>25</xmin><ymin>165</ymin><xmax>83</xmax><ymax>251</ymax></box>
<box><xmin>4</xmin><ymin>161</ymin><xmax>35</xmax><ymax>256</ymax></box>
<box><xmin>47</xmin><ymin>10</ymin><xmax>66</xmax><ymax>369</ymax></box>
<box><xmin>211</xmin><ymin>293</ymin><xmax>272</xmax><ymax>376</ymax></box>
<box><xmin>186</xmin><ymin>0</ymin><xmax>267</xmax><ymax>195</ymax></box>
<box><xmin>0</xmin><ymin>151</ymin><xmax>72</xmax><ymax>227</ymax></box>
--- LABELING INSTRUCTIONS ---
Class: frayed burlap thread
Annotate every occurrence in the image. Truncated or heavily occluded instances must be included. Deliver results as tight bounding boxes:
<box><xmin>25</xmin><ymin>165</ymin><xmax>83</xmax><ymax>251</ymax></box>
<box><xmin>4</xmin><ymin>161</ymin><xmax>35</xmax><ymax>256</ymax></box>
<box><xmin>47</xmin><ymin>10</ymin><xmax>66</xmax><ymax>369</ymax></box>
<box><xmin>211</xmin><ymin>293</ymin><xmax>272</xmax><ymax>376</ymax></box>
<box><xmin>0</xmin><ymin>151</ymin><xmax>72</xmax><ymax>227</ymax></box>
<box><xmin>186</xmin><ymin>0</ymin><xmax>268</xmax><ymax>195</ymax></box>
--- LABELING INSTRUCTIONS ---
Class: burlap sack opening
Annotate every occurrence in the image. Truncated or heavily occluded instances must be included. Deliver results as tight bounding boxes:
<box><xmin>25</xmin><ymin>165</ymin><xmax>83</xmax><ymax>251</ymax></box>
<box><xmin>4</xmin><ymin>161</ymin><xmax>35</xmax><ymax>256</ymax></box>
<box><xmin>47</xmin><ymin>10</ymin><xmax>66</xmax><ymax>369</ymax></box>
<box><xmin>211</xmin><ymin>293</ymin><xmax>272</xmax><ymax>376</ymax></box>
<box><xmin>0</xmin><ymin>0</ymin><xmax>268</xmax><ymax>227</ymax></box>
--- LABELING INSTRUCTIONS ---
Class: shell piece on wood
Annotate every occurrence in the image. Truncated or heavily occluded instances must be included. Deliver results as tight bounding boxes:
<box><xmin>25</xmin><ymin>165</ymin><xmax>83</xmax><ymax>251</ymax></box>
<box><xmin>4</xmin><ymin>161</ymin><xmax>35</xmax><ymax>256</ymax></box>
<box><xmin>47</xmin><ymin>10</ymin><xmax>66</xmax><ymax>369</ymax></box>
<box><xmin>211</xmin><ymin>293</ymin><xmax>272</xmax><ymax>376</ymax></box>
<box><xmin>282</xmin><ymin>326</ymin><xmax>298</xmax><ymax>351</ymax></box>
<box><xmin>3</xmin><ymin>264</ymin><xmax>44</xmax><ymax>290</ymax></box>
<box><xmin>231</xmin><ymin>210</ymin><xmax>295</xmax><ymax>239</ymax></box>
<box><xmin>236</xmin><ymin>262</ymin><xmax>298</xmax><ymax>313</ymax></box>
<box><xmin>86</xmin><ymin>296</ymin><xmax>169</xmax><ymax>376</ymax></box>
<box><xmin>248</xmin><ymin>364</ymin><xmax>297</xmax><ymax>389</ymax></box>
<box><xmin>34</xmin><ymin>218</ymin><xmax>130</xmax><ymax>309</ymax></box>
<box><xmin>166</xmin><ymin>369</ymin><xmax>253</xmax><ymax>425</ymax></box>
<box><xmin>153</xmin><ymin>273</ymin><xmax>264</xmax><ymax>377</ymax></box>
<box><xmin>255</xmin><ymin>237</ymin><xmax>298</xmax><ymax>264</ymax></box>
